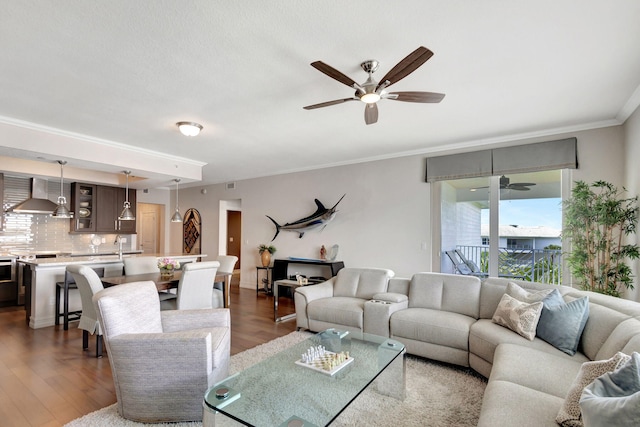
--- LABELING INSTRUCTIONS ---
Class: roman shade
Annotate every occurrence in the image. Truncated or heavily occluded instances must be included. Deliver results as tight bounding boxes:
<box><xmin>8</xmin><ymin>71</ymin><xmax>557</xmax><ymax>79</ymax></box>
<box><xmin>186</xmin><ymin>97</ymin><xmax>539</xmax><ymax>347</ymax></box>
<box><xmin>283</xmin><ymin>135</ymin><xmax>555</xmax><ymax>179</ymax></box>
<box><xmin>425</xmin><ymin>137</ymin><xmax>577</xmax><ymax>182</ymax></box>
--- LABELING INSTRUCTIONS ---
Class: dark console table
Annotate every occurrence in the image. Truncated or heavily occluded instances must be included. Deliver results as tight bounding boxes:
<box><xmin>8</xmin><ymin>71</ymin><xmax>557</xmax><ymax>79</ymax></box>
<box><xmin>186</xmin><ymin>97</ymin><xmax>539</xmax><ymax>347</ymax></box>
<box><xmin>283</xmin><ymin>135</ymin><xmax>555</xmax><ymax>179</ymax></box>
<box><xmin>272</xmin><ymin>258</ymin><xmax>345</xmax><ymax>284</ymax></box>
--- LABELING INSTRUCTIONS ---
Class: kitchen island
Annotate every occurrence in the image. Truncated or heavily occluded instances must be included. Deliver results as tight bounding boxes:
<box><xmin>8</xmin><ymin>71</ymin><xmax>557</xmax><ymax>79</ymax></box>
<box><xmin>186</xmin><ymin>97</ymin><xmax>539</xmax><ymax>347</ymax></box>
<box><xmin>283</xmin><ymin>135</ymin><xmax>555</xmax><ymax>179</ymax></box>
<box><xmin>21</xmin><ymin>253</ymin><xmax>205</xmax><ymax>329</ymax></box>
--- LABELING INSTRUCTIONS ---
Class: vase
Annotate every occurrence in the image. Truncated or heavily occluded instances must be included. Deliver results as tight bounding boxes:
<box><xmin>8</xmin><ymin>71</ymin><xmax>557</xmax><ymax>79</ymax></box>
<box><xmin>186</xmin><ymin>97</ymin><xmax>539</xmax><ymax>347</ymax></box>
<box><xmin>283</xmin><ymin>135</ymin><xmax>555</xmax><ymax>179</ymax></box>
<box><xmin>160</xmin><ymin>269</ymin><xmax>174</xmax><ymax>279</ymax></box>
<box><xmin>261</xmin><ymin>251</ymin><xmax>271</xmax><ymax>267</ymax></box>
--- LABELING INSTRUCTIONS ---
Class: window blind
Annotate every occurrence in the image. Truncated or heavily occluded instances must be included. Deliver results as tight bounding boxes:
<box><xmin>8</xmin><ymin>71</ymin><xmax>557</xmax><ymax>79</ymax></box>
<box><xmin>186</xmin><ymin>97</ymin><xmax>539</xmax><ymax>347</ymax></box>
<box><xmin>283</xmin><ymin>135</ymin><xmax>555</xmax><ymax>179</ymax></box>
<box><xmin>425</xmin><ymin>137</ymin><xmax>577</xmax><ymax>182</ymax></box>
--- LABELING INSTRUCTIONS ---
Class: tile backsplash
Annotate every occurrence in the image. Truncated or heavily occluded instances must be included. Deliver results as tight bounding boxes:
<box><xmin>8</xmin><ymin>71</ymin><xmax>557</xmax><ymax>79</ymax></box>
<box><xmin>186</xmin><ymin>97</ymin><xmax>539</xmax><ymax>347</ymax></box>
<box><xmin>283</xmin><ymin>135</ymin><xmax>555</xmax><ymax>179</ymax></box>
<box><xmin>1</xmin><ymin>175</ymin><xmax>133</xmax><ymax>254</ymax></box>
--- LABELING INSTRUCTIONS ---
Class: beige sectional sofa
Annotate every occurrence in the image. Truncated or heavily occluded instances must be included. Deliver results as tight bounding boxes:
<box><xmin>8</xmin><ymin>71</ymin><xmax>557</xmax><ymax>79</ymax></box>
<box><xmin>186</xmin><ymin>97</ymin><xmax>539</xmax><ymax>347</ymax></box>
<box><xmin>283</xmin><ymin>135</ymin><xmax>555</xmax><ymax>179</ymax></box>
<box><xmin>294</xmin><ymin>269</ymin><xmax>640</xmax><ymax>426</ymax></box>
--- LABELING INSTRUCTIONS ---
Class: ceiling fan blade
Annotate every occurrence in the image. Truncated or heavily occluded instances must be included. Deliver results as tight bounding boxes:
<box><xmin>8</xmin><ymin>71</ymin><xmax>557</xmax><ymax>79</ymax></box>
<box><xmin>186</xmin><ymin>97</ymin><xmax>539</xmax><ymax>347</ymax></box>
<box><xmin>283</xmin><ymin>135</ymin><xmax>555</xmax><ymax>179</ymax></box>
<box><xmin>386</xmin><ymin>91</ymin><xmax>445</xmax><ymax>103</ymax></box>
<box><xmin>303</xmin><ymin>98</ymin><xmax>358</xmax><ymax>110</ymax></box>
<box><xmin>364</xmin><ymin>103</ymin><xmax>378</xmax><ymax>125</ymax></box>
<box><xmin>376</xmin><ymin>46</ymin><xmax>434</xmax><ymax>90</ymax></box>
<box><xmin>310</xmin><ymin>61</ymin><xmax>359</xmax><ymax>89</ymax></box>
<box><xmin>508</xmin><ymin>185</ymin><xmax>531</xmax><ymax>191</ymax></box>
<box><xmin>510</xmin><ymin>182</ymin><xmax>536</xmax><ymax>187</ymax></box>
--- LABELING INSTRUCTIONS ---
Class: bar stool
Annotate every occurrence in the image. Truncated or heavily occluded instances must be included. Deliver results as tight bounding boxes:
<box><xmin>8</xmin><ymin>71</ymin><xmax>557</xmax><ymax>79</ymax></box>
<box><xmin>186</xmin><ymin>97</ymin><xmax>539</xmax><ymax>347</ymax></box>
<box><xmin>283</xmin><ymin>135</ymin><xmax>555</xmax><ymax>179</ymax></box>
<box><xmin>55</xmin><ymin>267</ymin><xmax>104</xmax><ymax>330</ymax></box>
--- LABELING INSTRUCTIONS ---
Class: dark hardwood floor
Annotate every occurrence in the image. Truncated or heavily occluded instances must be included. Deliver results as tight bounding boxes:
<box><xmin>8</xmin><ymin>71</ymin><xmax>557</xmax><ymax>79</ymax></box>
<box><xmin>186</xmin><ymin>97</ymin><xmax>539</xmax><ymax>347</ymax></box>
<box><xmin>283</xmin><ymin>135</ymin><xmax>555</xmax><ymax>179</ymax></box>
<box><xmin>0</xmin><ymin>281</ymin><xmax>296</xmax><ymax>427</ymax></box>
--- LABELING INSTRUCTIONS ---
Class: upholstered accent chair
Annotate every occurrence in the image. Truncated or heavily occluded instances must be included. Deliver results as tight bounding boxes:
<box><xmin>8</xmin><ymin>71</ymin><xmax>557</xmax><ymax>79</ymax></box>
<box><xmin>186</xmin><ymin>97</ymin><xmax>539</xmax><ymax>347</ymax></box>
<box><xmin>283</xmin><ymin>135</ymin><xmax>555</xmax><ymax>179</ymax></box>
<box><xmin>93</xmin><ymin>281</ymin><xmax>231</xmax><ymax>423</ymax></box>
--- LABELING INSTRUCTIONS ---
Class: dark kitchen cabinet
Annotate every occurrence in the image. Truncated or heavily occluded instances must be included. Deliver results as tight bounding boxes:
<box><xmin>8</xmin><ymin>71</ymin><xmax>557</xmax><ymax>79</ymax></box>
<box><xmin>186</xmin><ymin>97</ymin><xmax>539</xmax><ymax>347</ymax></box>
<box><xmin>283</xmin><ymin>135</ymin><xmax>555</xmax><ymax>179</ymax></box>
<box><xmin>96</xmin><ymin>185</ymin><xmax>136</xmax><ymax>233</ymax></box>
<box><xmin>70</xmin><ymin>183</ymin><xmax>97</xmax><ymax>232</ymax></box>
<box><xmin>70</xmin><ymin>183</ymin><xmax>136</xmax><ymax>234</ymax></box>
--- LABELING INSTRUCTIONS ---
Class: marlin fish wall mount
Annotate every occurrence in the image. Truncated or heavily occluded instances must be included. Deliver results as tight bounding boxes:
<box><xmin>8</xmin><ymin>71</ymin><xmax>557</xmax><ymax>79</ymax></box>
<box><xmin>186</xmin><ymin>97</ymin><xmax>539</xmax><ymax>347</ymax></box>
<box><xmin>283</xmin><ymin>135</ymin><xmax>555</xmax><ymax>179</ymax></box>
<box><xmin>266</xmin><ymin>194</ymin><xmax>346</xmax><ymax>241</ymax></box>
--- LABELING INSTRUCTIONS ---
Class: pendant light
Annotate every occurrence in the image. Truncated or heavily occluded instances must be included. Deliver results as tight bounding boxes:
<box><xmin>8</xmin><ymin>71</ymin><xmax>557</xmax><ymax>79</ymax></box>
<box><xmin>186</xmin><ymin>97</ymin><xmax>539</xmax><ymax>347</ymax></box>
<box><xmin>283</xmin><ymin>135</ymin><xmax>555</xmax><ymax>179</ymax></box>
<box><xmin>52</xmin><ymin>160</ymin><xmax>73</xmax><ymax>218</ymax></box>
<box><xmin>170</xmin><ymin>179</ymin><xmax>183</xmax><ymax>223</ymax></box>
<box><xmin>118</xmin><ymin>171</ymin><xmax>135</xmax><ymax>221</ymax></box>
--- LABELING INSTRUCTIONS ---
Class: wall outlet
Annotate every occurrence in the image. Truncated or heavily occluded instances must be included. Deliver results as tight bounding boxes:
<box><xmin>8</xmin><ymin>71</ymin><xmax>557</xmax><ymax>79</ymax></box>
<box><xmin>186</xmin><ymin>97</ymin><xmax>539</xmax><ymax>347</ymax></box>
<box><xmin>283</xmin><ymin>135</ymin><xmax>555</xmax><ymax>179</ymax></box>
<box><xmin>101</xmin><ymin>237</ymin><xmax>106</xmax><ymax>244</ymax></box>
<box><xmin>121</xmin><ymin>237</ymin><xmax>127</xmax><ymax>243</ymax></box>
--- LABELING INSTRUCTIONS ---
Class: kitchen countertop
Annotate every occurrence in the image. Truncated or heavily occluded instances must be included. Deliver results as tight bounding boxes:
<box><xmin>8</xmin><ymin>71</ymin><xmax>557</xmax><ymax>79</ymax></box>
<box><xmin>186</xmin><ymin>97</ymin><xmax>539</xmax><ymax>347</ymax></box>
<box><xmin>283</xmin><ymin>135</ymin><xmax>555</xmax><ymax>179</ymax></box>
<box><xmin>18</xmin><ymin>253</ymin><xmax>206</xmax><ymax>267</ymax></box>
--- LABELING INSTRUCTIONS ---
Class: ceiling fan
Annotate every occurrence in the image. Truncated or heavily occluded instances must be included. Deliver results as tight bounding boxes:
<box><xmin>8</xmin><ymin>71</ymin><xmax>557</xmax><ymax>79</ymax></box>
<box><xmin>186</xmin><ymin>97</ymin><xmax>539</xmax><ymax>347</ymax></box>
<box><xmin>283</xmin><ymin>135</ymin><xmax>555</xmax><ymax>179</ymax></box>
<box><xmin>471</xmin><ymin>176</ymin><xmax>537</xmax><ymax>191</ymax></box>
<box><xmin>303</xmin><ymin>46</ymin><xmax>445</xmax><ymax>125</ymax></box>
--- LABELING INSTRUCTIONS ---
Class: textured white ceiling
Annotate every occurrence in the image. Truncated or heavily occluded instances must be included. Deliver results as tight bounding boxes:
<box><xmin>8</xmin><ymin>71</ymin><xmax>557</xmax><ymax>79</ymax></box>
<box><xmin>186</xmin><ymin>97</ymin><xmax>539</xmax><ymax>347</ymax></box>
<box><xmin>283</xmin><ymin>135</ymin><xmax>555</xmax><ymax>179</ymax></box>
<box><xmin>1</xmin><ymin>1</ymin><xmax>639</xmax><ymax>188</ymax></box>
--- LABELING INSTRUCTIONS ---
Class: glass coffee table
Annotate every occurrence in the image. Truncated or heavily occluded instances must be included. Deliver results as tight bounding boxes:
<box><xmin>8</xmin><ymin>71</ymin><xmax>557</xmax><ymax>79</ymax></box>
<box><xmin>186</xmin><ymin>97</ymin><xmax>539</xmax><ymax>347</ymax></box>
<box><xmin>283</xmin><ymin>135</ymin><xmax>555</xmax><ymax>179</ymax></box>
<box><xmin>203</xmin><ymin>329</ymin><xmax>406</xmax><ymax>426</ymax></box>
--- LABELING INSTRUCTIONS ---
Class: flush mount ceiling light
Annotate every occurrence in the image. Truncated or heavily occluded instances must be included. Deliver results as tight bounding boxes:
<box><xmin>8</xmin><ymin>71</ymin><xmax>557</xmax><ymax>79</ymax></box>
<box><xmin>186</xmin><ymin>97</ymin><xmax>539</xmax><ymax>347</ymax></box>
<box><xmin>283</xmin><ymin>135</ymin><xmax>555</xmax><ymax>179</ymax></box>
<box><xmin>170</xmin><ymin>179</ymin><xmax>183</xmax><ymax>223</ymax></box>
<box><xmin>176</xmin><ymin>121</ymin><xmax>203</xmax><ymax>137</ymax></box>
<box><xmin>52</xmin><ymin>160</ymin><xmax>73</xmax><ymax>218</ymax></box>
<box><xmin>118</xmin><ymin>171</ymin><xmax>135</xmax><ymax>221</ymax></box>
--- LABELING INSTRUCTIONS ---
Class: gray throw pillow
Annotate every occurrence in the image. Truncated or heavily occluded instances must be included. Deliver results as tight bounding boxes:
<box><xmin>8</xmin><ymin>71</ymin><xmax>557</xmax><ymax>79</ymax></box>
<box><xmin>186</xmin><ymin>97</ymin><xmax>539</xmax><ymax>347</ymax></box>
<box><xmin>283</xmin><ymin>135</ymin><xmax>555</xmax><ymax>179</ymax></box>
<box><xmin>580</xmin><ymin>352</ymin><xmax>640</xmax><ymax>427</ymax></box>
<box><xmin>536</xmin><ymin>289</ymin><xmax>589</xmax><ymax>355</ymax></box>
<box><xmin>556</xmin><ymin>352</ymin><xmax>631</xmax><ymax>426</ymax></box>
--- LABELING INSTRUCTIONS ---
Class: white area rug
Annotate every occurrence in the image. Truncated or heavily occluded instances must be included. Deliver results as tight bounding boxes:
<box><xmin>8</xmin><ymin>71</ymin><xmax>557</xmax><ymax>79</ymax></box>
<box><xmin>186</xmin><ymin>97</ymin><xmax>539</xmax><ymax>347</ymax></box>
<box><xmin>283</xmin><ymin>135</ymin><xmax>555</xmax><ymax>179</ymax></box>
<box><xmin>66</xmin><ymin>331</ymin><xmax>486</xmax><ymax>427</ymax></box>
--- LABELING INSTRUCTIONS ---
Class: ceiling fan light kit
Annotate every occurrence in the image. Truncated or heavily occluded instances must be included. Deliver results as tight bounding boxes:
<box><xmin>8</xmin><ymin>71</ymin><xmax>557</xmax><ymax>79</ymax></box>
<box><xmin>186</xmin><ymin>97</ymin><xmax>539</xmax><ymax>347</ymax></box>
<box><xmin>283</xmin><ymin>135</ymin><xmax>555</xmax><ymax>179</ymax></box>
<box><xmin>176</xmin><ymin>121</ymin><xmax>203</xmax><ymax>137</ymax></box>
<box><xmin>304</xmin><ymin>46</ymin><xmax>445</xmax><ymax>125</ymax></box>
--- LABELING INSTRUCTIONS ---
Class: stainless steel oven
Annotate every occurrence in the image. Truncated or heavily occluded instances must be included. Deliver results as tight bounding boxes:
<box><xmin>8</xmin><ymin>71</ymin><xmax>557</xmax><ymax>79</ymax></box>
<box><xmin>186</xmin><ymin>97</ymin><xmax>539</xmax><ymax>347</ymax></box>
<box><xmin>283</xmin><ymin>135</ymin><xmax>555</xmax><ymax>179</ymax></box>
<box><xmin>0</xmin><ymin>258</ymin><xmax>16</xmax><ymax>283</ymax></box>
<box><xmin>0</xmin><ymin>256</ymin><xmax>17</xmax><ymax>306</ymax></box>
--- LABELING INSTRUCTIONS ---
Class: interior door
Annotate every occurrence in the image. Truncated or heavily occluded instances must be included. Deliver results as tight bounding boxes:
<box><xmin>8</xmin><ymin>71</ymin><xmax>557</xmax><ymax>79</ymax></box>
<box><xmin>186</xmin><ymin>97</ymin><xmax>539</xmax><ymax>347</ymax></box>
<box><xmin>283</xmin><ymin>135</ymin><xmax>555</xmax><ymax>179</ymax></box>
<box><xmin>227</xmin><ymin>210</ymin><xmax>241</xmax><ymax>267</ymax></box>
<box><xmin>138</xmin><ymin>203</ymin><xmax>162</xmax><ymax>254</ymax></box>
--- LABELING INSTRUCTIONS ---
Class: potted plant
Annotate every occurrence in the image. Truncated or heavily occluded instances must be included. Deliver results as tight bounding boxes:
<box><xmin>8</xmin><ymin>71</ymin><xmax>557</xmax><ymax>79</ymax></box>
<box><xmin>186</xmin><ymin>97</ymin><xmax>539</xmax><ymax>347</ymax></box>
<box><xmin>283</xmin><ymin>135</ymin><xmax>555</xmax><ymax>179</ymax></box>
<box><xmin>258</xmin><ymin>244</ymin><xmax>277</xmax><ymax>267</ymax></box>
<box><xmin>563</xmin><ymin>180</ymin><xmax>639</xmax><ymax>297</ymax></box>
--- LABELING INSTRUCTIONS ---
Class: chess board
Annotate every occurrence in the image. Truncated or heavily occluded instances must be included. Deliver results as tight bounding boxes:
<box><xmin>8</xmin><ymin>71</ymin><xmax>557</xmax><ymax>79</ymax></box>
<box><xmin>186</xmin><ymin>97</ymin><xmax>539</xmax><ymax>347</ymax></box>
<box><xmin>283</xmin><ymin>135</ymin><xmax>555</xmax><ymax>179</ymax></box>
<box><xmin>295</xmin><ymin>351</ymin><xmax>354</xmax><ymax>376</ymax></box>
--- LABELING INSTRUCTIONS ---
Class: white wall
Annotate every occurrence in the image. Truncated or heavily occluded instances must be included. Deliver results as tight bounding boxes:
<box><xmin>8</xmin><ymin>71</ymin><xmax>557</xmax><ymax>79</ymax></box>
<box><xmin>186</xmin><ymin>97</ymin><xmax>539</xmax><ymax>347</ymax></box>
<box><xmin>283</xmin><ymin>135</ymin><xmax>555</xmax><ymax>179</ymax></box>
<box><xmin>174</xmin><ymin>155</ymin><xmax>431</xmax><ymax>287</ymax></box>
<box><xmin>624</xmin><ymin>106</ymin><xmax>640</xmax><ymax>302</ymax></box>
<box><xmin>172</xmin><ymin>125</ymin><xmax>627</xmax><ymax>290</ymax></box>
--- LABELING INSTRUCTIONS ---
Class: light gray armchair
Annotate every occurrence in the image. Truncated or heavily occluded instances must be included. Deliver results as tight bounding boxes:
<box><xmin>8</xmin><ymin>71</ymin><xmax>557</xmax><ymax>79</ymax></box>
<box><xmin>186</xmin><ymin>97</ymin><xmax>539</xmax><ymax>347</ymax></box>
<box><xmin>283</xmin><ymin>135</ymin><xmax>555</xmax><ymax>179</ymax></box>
<box><xmin>93</xmin><ymin>280</ymin><xmax>230</xmax><ymax>423</ymax></box>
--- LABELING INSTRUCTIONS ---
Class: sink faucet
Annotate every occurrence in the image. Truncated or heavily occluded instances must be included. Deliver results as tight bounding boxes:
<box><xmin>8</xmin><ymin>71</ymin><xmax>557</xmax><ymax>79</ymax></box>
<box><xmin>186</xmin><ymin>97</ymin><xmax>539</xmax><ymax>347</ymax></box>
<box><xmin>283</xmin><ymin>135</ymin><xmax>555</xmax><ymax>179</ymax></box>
<box><xmin>115</xmin><ymin>235</ymin><xmax>123</xmax><ymax>260</ymax></box>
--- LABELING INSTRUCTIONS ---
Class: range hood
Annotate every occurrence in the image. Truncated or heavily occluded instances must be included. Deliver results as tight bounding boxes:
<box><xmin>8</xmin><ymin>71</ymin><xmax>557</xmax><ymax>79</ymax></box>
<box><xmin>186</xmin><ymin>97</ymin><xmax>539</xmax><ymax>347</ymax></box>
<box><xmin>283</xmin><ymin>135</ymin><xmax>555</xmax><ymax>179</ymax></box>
<box><xmin>9</xmin><ymin>178</ymin><xmax>59</xmax><ymax>214</ymax></box>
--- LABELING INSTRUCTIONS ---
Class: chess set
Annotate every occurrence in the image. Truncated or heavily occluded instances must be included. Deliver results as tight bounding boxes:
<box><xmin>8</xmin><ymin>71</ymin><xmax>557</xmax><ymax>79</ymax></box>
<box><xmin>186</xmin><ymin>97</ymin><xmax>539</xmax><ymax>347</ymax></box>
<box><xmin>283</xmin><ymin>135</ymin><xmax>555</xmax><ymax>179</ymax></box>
<box><xmin>295</xmin><ymin>345</ymin><xmax>354</xmax><ymax>376</ymax></box>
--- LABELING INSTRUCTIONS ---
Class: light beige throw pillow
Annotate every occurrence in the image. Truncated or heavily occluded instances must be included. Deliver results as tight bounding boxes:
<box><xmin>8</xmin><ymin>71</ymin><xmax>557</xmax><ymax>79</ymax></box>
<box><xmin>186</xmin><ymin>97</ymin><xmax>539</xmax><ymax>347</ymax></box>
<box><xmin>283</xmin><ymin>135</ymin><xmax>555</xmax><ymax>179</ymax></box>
<box><xmin>506</xmin><ymin>281</ymin><xmax>553</xmax><ymax>303</ymax></box>
<box><xmin>556</xmin><ymin>351</ymin><xmax>631</xmax><ymax>427</ymax></box>
<box><xmin>492</xmin><ymin>293</ymin><xmax>543</xmax><ymax>340</ymax></box>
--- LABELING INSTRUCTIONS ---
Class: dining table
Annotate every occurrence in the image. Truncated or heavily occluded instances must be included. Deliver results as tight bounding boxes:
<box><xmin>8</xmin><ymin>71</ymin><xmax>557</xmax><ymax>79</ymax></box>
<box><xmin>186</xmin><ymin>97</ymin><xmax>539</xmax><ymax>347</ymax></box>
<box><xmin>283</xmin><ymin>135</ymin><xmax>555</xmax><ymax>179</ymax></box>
<box><xmin>101</xmin><ymin>271</ymin><xmax>233</xmax><ymax>308</ymax></box>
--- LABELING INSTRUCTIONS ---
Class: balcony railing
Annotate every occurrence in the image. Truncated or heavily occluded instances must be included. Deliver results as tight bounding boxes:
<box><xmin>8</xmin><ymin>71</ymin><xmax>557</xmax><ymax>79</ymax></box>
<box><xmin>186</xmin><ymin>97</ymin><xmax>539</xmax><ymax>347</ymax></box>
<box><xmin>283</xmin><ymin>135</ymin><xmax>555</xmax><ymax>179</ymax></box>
<box><xmin>456</xmin><ymin>245</ymin><xmax>563</xmax><ymax>285</ymax></box>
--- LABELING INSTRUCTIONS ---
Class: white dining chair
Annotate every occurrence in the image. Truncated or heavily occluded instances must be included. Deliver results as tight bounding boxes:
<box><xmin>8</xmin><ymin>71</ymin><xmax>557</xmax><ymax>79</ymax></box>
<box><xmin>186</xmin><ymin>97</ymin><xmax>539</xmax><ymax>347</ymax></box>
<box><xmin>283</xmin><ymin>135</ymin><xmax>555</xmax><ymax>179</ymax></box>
<box><xmin>160</xmin><ymin>261</ymin><xmax>222</xmax><ymax>310</ymax></box>
<box><xmin>214</xmin><ymin>255</ymin><xmax>238</xmax><ymax>294</ymax></box>
<box><xmin>123</xmin><ymin>256</ymin><xmax>159</xmax><ymax>274</ymax></box>
<box><xmin>66</xmin><ymin>264</ymin><xmax>105</xmax><ymax>357</ymax></box>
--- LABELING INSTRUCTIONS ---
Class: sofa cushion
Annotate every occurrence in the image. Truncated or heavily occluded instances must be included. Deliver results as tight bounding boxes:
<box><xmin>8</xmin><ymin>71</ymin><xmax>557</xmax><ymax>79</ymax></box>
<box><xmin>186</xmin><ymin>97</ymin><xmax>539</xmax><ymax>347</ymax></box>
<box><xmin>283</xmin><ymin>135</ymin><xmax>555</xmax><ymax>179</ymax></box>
<box><xmin>407</xmin><ymin>275</ymin><xmax>443</xmax><ymax>309</ymax></box>
<box><xmin>332</xmin><ymin>268</ymin><xmax>393</xmax><ymax>299</ymax></box>
<box><xmin>536</xmin><ymin>290</ymin><xmax>589</xmax><ymax>356</ymax></box>
<box><xmin>469</xmin><ymin>319</ymin><xmax>589</xmax><ymax>368</ymax></box>
<box><xmin>492</xmin><ymin>293</ymin><xmax>543</xmax><ymax>340</ymax></box>
<box><xmin>506</xmin><ymin>281</ymin><xmax>553</xmax><ymax>303</ymax></box>
<box><xmin>490</xmin><ymin>343</ymin><xmax>583</xmax><ymax>398</ymax></box>
<box><xmin>556</xmin><ymin>351</ymin><xmax>631</xmax><ymax>427</ymax></box>
<box><xmin>580</xmin><ymin>352</ymin><xmax>640</xmax><ymax>427</ymax></box>
<box><xmin>390</xmin><ymin>308</ymin><xmax>475</xmax><ymax>352</ymax></box>
<box><xmin>307</xmin><ymin>297</ymin><xmax>365</xmax><ymax>329</ymax></box>
<box><xmin>478</xmin><ymin>380</ymin><xmax>566</xmax><ymax>427</ymax></box>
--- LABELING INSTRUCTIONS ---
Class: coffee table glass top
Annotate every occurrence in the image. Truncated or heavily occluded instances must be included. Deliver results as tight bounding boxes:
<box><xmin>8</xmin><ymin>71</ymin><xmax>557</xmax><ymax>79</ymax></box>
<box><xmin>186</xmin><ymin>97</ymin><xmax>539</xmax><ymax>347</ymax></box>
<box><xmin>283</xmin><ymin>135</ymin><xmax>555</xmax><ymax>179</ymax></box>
<box><xmin>204</xmin><ymin>329</ymin><xmax>405</xmax><ymax>426</ymax></box>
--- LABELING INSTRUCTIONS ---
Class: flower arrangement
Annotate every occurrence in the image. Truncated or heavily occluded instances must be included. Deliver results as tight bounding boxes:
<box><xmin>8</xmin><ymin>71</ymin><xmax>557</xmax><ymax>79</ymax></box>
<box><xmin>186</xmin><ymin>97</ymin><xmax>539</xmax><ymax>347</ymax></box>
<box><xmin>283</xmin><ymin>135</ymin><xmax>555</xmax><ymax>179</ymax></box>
<box><xmin>158</xmin><ymin>257</ymin><xmax>180</xmax><ymax>271</ymax></box>
<box><xmin>258</xmin><ymin>244</ymin><xmax>277</xmax><ymax>254</ymax></box>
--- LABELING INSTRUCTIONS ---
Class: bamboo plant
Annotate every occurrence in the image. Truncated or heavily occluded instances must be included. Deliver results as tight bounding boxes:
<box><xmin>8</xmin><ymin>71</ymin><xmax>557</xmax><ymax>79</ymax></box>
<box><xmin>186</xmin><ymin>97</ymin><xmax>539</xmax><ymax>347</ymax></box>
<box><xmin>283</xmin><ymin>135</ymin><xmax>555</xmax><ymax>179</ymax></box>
<box><xmin>563</xmin><ymin>180</ymin><xmax>639</xmax><ymax>297</ymax></box>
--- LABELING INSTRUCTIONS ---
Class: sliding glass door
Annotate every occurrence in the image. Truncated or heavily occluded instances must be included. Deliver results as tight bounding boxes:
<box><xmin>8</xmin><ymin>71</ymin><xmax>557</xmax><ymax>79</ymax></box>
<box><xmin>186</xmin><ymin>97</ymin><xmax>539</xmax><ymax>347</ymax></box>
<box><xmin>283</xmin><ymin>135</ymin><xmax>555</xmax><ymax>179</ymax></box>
<box><xmin>440</xmin><ymin>170</ymin><xmax>562</xmax><ymax>284</ymax></box>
